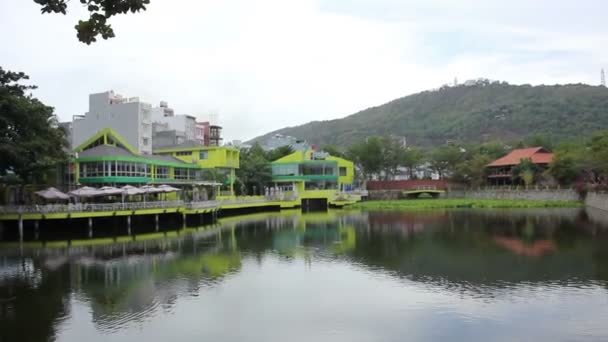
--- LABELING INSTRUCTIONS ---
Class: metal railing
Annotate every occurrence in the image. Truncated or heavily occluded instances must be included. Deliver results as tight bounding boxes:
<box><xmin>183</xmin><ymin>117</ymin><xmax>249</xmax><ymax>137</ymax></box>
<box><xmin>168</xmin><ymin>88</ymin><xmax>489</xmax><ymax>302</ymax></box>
<box><xmin>184</xmin><ymin>201</ymin><xmax>220</xmax><ymax>210</ymax></box>
<box><xmin>0</xmin><ymin>200</ymin><xmax>198</xmax><ymax>215</ymax></box>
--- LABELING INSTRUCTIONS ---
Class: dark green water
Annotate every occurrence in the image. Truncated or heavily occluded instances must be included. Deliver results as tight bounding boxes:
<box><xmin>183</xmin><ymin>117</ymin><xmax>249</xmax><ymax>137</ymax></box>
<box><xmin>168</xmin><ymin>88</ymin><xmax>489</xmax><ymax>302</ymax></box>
<box><xmin>2</xmin><ymin>208</ymin><xmax>608</xmax><ymax>342</ymax></box>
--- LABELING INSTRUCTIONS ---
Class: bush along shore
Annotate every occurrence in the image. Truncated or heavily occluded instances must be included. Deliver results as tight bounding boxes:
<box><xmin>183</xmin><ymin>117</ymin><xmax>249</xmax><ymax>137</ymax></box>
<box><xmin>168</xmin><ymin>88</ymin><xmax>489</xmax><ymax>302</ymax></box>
<box><xmin>345</xmin><ymin>198</ymin><xmax>583</xmax><ymax>210</ymax></box>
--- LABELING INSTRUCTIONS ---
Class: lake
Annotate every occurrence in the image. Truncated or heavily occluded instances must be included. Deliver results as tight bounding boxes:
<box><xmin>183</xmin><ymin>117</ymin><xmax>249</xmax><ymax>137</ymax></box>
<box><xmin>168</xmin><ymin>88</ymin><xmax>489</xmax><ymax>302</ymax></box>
<box><xmin>2</xmin><ymin>208</ymin><xmax>608</xmax><ymax>342</ymax></box>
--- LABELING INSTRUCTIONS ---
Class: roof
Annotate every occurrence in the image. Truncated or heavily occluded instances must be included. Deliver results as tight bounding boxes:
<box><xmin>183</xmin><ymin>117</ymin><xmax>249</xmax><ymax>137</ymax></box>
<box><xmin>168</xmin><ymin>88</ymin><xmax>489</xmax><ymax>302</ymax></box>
<box><xmin>78</xmin><ymin>144</ymin><xmax>187</xmax><ymax>164</ymax></box>
<box><xmin>487</xmin><ymin>147</ymin><xmax>554</xmax><ymax>167</ymax></box>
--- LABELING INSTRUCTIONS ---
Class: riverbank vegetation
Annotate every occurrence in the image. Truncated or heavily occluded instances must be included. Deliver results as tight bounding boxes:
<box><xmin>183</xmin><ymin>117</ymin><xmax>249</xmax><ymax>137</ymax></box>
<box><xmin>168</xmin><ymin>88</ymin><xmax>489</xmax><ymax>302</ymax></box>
<box><xmin>346</xmin><ymin>199</ymin><xmax>583</xmax><ymax>210</ymax></box>
<box><xmin>337</xmin><ymin>131</ymin><xmax>608</xmax><ymax>190</ymax></box>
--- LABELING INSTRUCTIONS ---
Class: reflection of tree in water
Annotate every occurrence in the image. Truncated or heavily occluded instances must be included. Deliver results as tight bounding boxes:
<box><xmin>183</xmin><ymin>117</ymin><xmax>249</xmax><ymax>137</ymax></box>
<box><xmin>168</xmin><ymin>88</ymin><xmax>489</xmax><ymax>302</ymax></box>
<box><xmin>345</xmin><ymin>209</ymin><xmax>608</xmax><ymax>295</ymax></box>
<box><xmin>0</xmin><ymin>258</ymin><xmax>71</xmax><ymax>342</ymax></box>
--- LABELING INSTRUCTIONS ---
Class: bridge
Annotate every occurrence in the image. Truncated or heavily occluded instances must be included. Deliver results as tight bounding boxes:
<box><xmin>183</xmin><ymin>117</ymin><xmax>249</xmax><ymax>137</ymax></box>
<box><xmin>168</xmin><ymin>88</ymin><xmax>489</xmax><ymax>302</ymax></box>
<box><xmin>402</xmin><ymin>185</ymin><xmax>445</xmax><ymax>198</ymax></box>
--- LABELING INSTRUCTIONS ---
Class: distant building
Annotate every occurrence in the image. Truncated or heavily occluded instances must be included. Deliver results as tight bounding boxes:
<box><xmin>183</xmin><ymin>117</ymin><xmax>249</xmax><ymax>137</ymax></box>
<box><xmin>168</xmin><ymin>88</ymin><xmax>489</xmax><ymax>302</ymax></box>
<box><xmin>195</xmin><ymin>122</ymin><xmax>207</xmax><ymax>146</ymax></box>
<box><xmin>150</xmin><ymin>101</ymin><xmax>197</xmax><ymax>142</ymax></box>
<box><xmin>73</xmin><ymin>91</ymin><xmax>153</xmax><ymax>154</ymax></box>
<box><xmin>262</xmin><ymin>133</ymin><xmax>310</xmax><ymax>151</ymax></box>
<box><xmin>486</xmin><ymin>147</ymin><xmax>554</xmax><ymax>185</ymax></box>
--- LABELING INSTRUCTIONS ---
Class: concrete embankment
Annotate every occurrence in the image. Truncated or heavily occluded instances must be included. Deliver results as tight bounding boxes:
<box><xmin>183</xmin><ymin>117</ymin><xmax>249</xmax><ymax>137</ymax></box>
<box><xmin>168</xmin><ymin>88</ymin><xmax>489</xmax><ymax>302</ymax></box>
<box><xmin>368</xmin><ymin>188</ymin><xmax>580</xmax><ymax>202</ymax></box>
<box><xmin>446</xmin><ymin>189</ymin><xmax>580</xmax><ymax>202</ymax></box>
<box><xmin>585</xmin><ymin>192</ymin><xmax>608</xmax><ymax>211</ymax></box>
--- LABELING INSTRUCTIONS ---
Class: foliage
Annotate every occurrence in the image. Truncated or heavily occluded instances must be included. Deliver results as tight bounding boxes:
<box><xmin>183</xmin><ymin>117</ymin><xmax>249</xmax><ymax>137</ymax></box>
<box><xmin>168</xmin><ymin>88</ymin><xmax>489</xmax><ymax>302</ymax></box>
<box><xmin>235</xmin><ymin>143</ymin><xmax>271</xmax><ymax>195</ymax></box>
<box><xmin>512</xmin><ymin>158</ymin><xmax>540</xmax><ymax>187</ymax></box>
<box><xmin>401</xmin><ymin>147</ymin><xmax>423</xmax><ymax>179</ymax></box>
<box><xmin>428</xmin><ymin>145</ymin><xmax>463</xmax><ymax>179</ymax></box>
<box><xmin>266</xmin><ymin>145</ymin><xmax>294</xmax><ymax>162</ymax></box>
<box><xmin>253</xmin><ymin>83</ymin><xmax>608</xmax><ymax>148</ymax></box>
<box><xmin>549</xmin><ymin>144</ymin><xmax>586</xmax><ymax>185</ymax></box>
<box><xmin>0</xmin><ymin>67</ymin><xmax>68</xmax><ymax>183</ymax></box>
<box><xmin>379</xmin><ymin>136</ymin><xmax>406</xmax><ymax>180</ymax></box>
<box><xmin>33</xmin><ymin>0</ymin><xmax>150</xmax><ymax>44</ymax></box>
<box><xmin>347</xmin><ymin>137</ymin><xmax>383</xmax><ymax>180</ymax></box>
<box><xmin>346</xmin><ymin>199</ymin><xmax>582</xmax><ymax>210</ymax></box>
<box><xmin>321</xmin><ymin>145</ymin><xmax>346</xmax><ymax>159</ymax></box>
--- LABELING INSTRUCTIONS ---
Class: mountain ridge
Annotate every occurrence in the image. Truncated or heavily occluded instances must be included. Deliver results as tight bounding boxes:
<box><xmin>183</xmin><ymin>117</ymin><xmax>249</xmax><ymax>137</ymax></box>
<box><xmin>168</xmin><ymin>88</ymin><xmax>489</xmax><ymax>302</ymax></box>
<box><xmin>250</xmin><ymin>80</ymin><xmax>608</xmax><ymax>148</ymax></box>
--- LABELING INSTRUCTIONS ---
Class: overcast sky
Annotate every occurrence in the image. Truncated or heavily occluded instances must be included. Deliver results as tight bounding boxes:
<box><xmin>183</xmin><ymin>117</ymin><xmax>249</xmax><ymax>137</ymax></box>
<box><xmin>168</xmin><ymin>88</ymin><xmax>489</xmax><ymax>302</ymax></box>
<box><xmin>1</xmin><ymin>0</ymin><xmax>606</xmax><ymax>141</ymax></box>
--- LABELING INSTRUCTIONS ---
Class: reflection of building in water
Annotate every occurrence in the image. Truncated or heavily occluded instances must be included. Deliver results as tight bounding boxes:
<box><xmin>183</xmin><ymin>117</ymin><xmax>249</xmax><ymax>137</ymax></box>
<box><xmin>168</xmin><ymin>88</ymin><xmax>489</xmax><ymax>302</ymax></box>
<box><xmin>367</xmin><ymin>211</ymin><xmax>449</xmax><ymax>237</ymax></box>
<box><xmin>493</xmin><ymin>237</ymin><xmax>555</xmax><ymax>257</ymax></box>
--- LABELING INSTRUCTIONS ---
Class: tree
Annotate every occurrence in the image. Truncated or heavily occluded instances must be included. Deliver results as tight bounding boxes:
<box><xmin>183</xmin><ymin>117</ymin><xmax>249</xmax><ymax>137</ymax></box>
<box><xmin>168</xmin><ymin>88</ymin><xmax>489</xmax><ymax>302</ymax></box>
<box><xmin>321</xmin><ymin>145</ymin><xmax>346</xmax><ymax>159</ymax></box>
<box><xmin>401</xmin><ymin>147</ymin><xmax>423</xmax><ymax>179</ymax></box>
<box><xmin>236</xmin><ymin>143</ymin><xmax>272</xmax><ymax>195</ymax></box>
<box><xmin>588</xmin><ymin>131</ymin><xmax>608</xmax><ymax>180</ymax></box>
<box><xmin>428</xmin><ymin>145</ymin><xmax>462</xmax><ymax>179</ymax></box>
<box><xmin>347</xmin><ymin>137</ymin><xmax>383</xmax><ymax>180</ymax></box>
<box><xmin>453</xmin><ymin>154</ymin><xmax>492</xmax><ymax>186</ymax></box>
<box><xmin>266</xmin><ymin>145</ymin><xmax>294</xmax><ymax>162</ymax></box>
<box><xmin>0</xmin><ymin>67</ymin><xmax>68</xmax><ymax>183</ymax></box>
<box><xmin>380</xmin><ymin>137</ymin><xmax>405</xmax><ymax>180</ymax></box>
<box><xmin>33</xmin><ymin>0</ymin><xmax>150</xmax><ymax>44</ymax></box>
<box><xmin>512</xmin><ymin>158</ymin><xmax>540</xmax><ymax>187</ymax></box>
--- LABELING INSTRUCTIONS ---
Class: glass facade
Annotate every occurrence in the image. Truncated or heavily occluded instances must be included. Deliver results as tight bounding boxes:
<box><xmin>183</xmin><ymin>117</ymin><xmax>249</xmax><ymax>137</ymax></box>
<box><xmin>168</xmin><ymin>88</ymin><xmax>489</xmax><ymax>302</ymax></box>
<box><xmin>304</xmin><ymin>180</ymin><xmax>338</xmax><ymax>190</ymax></box>
<box><xmin>79</xmin><ymin>161</ymin><xmax>151</xmax><ymax>178</ymax></box>
<box><xmin>156</xmin><ymin>166</ymin><xmax>170</xmax><ymax>179</ymax></box>
<box><xmin>271</xmin><ymin>162</ymin><xmax>337</xmax><ymax>177</ymax></box>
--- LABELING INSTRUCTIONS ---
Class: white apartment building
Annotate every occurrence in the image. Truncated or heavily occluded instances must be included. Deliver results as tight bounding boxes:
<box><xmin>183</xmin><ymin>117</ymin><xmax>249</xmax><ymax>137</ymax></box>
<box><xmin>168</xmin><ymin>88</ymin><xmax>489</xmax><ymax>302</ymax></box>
<box><xmin>72</xmin><ymin>91</ymin><xmax>153</xmax><ymax>154</ymax></box>
<box><xmin>150</xmin><ymin>102</ymin><xmax>198</xmax><ymax>142</ymax></box>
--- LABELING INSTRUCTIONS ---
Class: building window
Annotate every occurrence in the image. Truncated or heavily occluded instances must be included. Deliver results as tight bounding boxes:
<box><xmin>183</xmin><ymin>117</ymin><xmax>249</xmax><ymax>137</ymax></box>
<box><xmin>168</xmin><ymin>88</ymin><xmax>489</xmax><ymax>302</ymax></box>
<box><xmin>156</xmin><ymin>166</ymin><xmax>170</xmax><ymax>179</ymax></box>
<box><xmin>272</xmin><ymin>164</ymin><xmax>298</xmax><ymax>176</ymax></box>
<box><xmin>175</xmin><ymin>168</ymin><xmax>185</xmax><ymax>180</ymax></box>
<box><xmin>175</xmin><ymin>151</ymin><xmax>191</xmax><ymax>156</ymax></box>
<box><xmin>339</xmin><ymin>167</ymin><xmax>347</xmax><ymax>177</ymax></box>
<box><xmin>199</xmin><ymin>151</ymin><xmax>208</xmax><ymax>160</ymax></box>
<box><xmin>143</xmin><ymin>138</ymin><xmax>149</xmax><ymax>146</ymax></box>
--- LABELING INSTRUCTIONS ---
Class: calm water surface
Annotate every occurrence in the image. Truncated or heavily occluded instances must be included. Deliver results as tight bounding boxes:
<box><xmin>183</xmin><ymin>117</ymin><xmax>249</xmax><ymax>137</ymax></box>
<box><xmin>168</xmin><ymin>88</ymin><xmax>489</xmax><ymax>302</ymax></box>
<box><xmin>3</xmin><ymin>208</ymin><xmax>608</xmax><ymax>342</ymax></box>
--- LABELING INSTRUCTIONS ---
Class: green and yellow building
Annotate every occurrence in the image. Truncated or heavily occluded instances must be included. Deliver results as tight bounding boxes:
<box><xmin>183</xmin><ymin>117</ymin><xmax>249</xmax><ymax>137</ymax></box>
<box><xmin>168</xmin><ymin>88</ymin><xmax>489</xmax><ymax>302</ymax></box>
<box><xmin>64</xmin><ymin>128</ymin><xmax>239</xmax><ymax>195</ymax></box>
<box><xmin>270</xmin><ymin>149</ymin><xmax>355</xmax><ymax>199</ymax></box>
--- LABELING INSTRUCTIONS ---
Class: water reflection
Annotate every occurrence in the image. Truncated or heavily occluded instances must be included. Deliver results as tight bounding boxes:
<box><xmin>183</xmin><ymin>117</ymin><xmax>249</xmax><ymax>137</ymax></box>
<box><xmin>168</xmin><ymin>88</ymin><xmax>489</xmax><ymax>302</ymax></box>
<box><xmin>2</xmin><ymin>208</ymin><xmax>608</xmax><ymax>341</ymax></box>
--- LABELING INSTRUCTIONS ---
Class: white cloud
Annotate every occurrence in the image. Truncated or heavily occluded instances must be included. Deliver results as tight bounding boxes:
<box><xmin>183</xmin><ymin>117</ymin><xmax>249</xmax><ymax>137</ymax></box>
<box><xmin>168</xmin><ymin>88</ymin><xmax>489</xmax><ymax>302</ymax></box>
<box><xmin>0</xmin><ymin>0</ymin><xmax>606</xmax><ymax>141</ymax></box>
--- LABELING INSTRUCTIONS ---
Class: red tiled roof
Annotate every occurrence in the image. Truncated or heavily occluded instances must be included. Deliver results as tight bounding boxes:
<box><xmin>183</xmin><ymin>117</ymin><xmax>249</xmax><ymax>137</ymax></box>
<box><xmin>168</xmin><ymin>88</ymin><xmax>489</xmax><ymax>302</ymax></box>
<box><xmin>487</xmin><ymin>147</ymin><xmax>554</xmax><ymax>167</ymax></box>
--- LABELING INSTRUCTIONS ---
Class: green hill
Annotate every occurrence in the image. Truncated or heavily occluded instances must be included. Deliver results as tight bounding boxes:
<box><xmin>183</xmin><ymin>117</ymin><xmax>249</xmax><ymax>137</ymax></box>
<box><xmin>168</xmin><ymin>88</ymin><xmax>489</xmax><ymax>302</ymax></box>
<box><xmin>253</xmin><ymin>80</ymin><xmax>608</xmax><ymax>147</ymax></box>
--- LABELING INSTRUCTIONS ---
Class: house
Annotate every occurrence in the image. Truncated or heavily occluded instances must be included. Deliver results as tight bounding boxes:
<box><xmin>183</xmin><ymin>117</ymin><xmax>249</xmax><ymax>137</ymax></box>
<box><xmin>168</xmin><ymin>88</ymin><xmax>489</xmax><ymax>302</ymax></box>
<box><xmin>486</xmin><ymin>147</ymin><xmax>554</xmax><ymax>185</ymax></box>
<box><xmin>270</xmin><ymin>149</ymin><xmax>355</xmax><ymax>194</ymax></box>
<box><xmin>62</xmin><ymin>128</ymin><xmax>239</xmax><ymax>196</ymax></box>
<box><xmin>154</xmin><ymin>141</ymin><xmax>240</xmax><ymax>196</ymax></box>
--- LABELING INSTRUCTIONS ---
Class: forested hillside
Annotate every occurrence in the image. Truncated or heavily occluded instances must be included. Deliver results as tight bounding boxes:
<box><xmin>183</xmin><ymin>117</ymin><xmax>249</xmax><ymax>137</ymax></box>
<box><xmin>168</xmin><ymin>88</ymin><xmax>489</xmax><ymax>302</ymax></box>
<box><xmin>253</xmin><ymin>80</ymin><xmax>608</xmax><ymax>147</ymax></box>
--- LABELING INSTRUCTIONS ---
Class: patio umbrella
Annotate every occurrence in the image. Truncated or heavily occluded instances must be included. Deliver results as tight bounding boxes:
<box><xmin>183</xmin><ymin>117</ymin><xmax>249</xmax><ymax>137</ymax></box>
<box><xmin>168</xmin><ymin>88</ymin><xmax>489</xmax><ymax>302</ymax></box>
<box><xmin>139</xmin><ymin>185</ymin><xmax>165</xmax><ymax>204</ymax></box>
<box><xmin>121</xmin><ymin>185</ymin><xmax>144</xmax><ymax>196</ymax></box>
<box><xmin>157</xmin><ymin>184</ymin><xmax>182</xmax><ymax>193</ymax></box>
<box><xmin>97</xmin><ymin>186</ymin><xmax>124</xmax><ymax>196</ymax></box>
<box><xmin>69</xmin><ymin>186</ymin><xmax>100</xmax><ymax>197</ymax></box>
<box><xmin>35</xmin><ymin>187</ymin><xmax>70</xmax><ymax>200</ymax></box>
<box><xmin>139</xmin><ymin>185</ymin><xmax>163</xmax><ymax>194</ymax></box>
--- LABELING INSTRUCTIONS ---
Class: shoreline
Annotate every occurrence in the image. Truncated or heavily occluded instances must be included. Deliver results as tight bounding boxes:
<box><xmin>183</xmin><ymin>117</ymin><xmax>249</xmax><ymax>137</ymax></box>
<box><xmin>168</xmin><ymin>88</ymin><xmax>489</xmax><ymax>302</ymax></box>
<box><xmin>345</xmin><ymin>198</ymin><xmax>583</xmax><ymax>210</ymax></box>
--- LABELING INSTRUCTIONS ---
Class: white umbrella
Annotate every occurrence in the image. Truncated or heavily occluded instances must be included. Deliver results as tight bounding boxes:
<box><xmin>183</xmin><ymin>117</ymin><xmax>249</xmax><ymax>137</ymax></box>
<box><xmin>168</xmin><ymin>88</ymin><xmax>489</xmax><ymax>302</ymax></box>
<box><xmin>97</xmin><ymin>186</ymin><xmax>123</xmax><ymax>196</ymax></box>
<box><xmin>35</xmin><ymin>187</ymin><xmax>70</xmax><ymax>200</ymax></box>
<box><xmin>139</xmin><ymin>185</ymin><xmax>163</xmax><ymax>194</ymax></box>
<box><xmin>68</xmin><ymin>186</ymin><xmax>99</xmax><ymax>197</ymax></box>
<box><xmin>157</xmin><ymin>184</ymin><xmax>182</xmax><ymax>193</ymax></box>
<box><xmin>121</xmin><ymin>185</ymin><xmax>144</xmax><ymax>196</ymax></box>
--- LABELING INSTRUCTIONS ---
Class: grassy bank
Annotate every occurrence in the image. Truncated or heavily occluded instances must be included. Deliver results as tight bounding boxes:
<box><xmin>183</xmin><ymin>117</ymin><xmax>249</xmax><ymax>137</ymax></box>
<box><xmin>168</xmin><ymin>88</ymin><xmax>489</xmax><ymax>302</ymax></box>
<box><xmin>345</xmin><ymin>198</ymin><xmax>583</xmax><ymax>210</ymax></box>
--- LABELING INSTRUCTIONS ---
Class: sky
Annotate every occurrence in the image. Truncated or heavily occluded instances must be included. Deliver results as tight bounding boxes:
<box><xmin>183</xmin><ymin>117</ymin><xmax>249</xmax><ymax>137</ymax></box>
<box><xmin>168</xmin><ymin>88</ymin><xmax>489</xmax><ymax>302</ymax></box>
<box><xmin>1</xmin><ymin>0</ymin><xmax>607</xmax><ymax>142</ymax></box>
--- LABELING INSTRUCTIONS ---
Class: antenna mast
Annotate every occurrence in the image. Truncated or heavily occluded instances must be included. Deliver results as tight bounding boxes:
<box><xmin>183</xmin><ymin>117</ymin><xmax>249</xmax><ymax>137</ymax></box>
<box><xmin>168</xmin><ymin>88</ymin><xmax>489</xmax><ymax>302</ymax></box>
<box><xmin>602</xmin><ymin>69</ymin><xmax>606</xmax><ymax>87</ymax></box>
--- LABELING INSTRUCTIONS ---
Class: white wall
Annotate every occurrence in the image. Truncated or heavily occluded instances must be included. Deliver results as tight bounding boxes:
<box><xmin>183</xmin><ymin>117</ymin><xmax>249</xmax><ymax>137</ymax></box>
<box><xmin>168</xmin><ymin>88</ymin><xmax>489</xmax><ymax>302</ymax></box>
<box><xmin>72</xmin><ymin>91</ymin><xmax>153</xmax><ymax>154</ymax></box>
<box><xmin>151</xmin><ymin>113</ymin><xmax>197</xmax><ymax>141</ymax></box>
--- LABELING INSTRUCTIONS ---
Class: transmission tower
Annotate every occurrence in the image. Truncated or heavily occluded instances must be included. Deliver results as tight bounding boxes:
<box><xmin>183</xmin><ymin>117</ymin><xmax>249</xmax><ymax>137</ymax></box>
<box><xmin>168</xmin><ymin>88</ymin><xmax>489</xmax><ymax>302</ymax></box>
<box><xmin>602</xmin><ymin>68</ymin><xmax>606</xmax><ymax>87</ymax></box>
